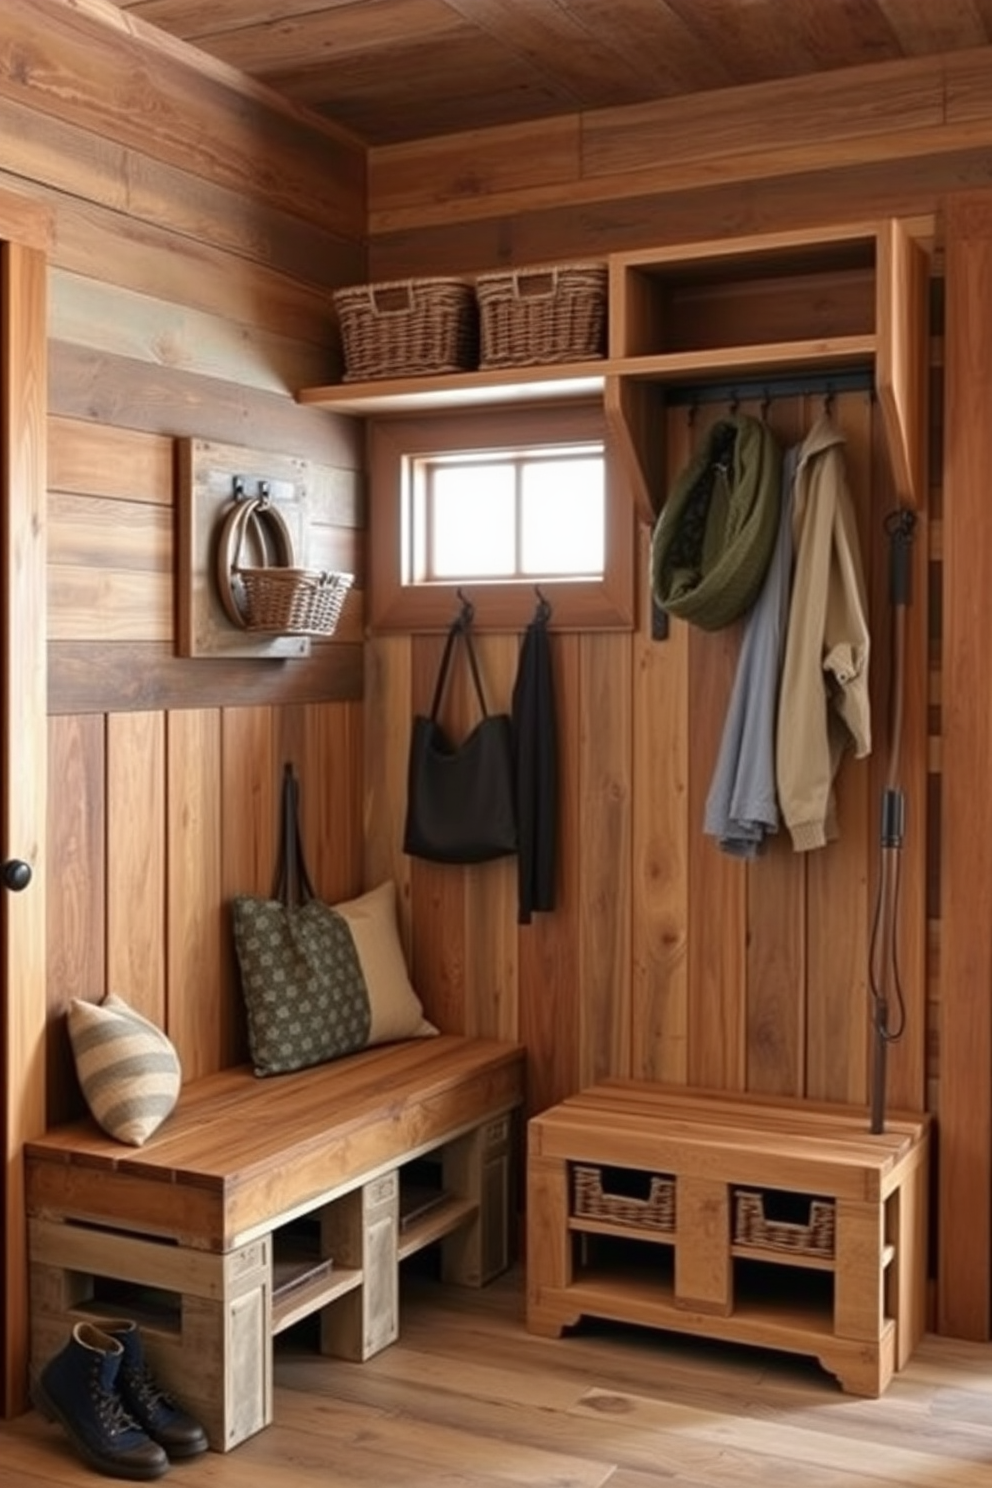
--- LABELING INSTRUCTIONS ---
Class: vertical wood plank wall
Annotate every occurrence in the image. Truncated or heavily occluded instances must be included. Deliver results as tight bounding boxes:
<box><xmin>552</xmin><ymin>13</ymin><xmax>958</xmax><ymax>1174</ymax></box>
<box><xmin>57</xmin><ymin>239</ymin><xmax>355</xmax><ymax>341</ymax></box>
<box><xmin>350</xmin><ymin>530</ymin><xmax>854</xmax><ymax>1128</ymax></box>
<box><xmin>367</xmin><ymin>390</ymin><xmax>930</xmax><ymax>1126</ymax></box>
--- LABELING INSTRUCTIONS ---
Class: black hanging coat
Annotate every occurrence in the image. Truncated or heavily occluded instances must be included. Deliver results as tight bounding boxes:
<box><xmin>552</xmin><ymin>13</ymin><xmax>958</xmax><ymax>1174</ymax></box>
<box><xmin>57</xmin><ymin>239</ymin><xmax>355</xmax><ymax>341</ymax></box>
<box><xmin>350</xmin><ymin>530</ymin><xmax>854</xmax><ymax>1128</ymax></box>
<box><xmin>511</xmin><ymin>610</ymin><xmax>557</xmax><ymax>924</ymax></box>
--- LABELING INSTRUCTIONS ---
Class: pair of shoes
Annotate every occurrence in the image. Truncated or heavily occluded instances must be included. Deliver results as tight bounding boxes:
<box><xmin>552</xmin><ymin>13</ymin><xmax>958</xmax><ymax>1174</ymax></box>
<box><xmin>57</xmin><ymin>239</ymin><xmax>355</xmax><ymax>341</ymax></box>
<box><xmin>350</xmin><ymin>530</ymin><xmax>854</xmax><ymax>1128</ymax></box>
<box><xmin>32</xmin><ymin>1320</ymin><xmax>208</xmax><ymax>1480</ymax></box>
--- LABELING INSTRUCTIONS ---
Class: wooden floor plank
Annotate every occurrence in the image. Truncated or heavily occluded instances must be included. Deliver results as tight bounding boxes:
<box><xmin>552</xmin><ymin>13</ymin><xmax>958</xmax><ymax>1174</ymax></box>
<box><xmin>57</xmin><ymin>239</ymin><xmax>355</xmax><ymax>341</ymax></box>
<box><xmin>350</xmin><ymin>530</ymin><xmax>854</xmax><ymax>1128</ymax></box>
<box><xmin>5</xmin><ymin>1269</ymin><xmax>992</xmax><ymax>1486</ymax></box>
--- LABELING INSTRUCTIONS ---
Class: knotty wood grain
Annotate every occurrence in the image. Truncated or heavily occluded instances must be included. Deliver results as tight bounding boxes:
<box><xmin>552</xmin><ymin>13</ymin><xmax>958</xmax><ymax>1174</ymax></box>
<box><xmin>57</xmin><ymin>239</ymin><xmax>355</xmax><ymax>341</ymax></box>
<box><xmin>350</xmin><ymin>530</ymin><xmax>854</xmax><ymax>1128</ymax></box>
<box><xmin>578</xmin><ymin>632</ymin><xmax>632</xmax><ymax>1086</ymax></box>
<box><xmin>630</xmin><ymin>524</ymin><xmax>688</xmax><ymax>1088</ymax></box>
<box><xmin>106</xmin><ymin>711</ymin><xmax>166</xmax><ymax>1027</ymax></box>
<box><xmin>166</xmin><ymin>708</ymin><xmax>225</xmax><ymax>1077</ymax></box>
<box><xmin>45</xmin><ymin>713</ymin><xmax>105</xmax><ymax>1124</ymax></box>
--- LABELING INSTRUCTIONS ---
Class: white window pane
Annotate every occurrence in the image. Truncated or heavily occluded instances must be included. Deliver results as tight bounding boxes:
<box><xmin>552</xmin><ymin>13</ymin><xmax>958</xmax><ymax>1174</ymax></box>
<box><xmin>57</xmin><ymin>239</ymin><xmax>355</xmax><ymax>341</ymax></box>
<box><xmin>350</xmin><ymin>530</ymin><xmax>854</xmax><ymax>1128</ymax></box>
<box><xmin>521</xmin><ymin>458</ymin><xmax>604</xmax><ymax>575</ymax></box>
<box><xmin>432</xmin><ymin>464</ymin><xmax>516</xmax><ymax>577</ymax></box>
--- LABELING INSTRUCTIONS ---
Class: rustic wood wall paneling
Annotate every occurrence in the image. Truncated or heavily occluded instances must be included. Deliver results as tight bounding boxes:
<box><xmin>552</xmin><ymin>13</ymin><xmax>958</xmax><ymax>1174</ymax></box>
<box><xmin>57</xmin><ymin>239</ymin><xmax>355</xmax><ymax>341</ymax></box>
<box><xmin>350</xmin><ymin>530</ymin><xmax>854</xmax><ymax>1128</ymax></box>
<box><xmin>48</xmin><ymin>640</ymin><xmax>365</xmax><ymax>717</ymax></box>
<box><xmin>45</xmin><ymin>714</ymin><xmax>106</xmax><ymax>1128</ymax></box>
<box><xmin>367</xmin><ymin>48</ymin><xmax>992</xmax><ymax>264</ymax></box>
<box><xmin>106</xmin><ymin>712</ymin><xmax>166</xmax><ymax>1029</ymax></box>
<box><xmin>166</xmin><ymin>708</ymin><xmax>225</xmax><ymax>1077</ymax></box>
<box><xmin>577</xmin><ymin>633</ymin><xmax>632</xmax><ymax>1087</ymax></box>
<box><xmin>0</xmin><ymin>0</ymin><xmax>364</xmax><ymax>236</ymax></box>
<box><xmin>938</xmin><ymin>191</ymin><xmax>992</xmax><ymax>1342</ymax></box>
<box><xmin>370</xmin><ymin>385</ymin><xmax>926</xmax><ymax>1125</ymax></box>
<box><xmin>369</xmin><ymin>154</ymin><xmax>983</xmax><ymax>284</ymax></box>
<box><xmin>685</xmin><ymin>565</ymin><xmax>747</xmax><ymax>1094</ymax></box>
<box><xmin>630</xmin><ymin>524</ymin><xmax>689</xmax><ymax>1088</ymax></box>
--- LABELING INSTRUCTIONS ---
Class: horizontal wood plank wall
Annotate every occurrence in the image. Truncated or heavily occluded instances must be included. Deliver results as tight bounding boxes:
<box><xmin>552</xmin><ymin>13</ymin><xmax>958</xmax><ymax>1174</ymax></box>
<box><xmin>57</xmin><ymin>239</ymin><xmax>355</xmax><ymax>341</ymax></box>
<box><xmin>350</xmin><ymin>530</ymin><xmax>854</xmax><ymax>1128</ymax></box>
<box><xmin>0</xmin><ymin>0</ymin><xmax>371</xmax><ymax>1130</ymax></box>
<box><xmin>366</xmin><ymin>390</ymin><xmax>928</xmax><ymax>1126</ymax></box>
<box><xmin>367</xmin><ymin>47</ymin><xmax>992</xmax><ymax>278</ymax></box>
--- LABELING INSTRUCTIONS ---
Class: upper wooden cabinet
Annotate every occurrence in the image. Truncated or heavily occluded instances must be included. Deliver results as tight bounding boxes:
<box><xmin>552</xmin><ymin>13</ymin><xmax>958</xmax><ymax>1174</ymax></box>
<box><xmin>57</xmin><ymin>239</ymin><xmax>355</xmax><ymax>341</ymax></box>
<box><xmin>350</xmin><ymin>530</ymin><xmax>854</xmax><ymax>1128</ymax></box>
<box><xmin>297</xmin><ymin>218</ymin><xmax>930</xmax><ymax>524</ymax></box>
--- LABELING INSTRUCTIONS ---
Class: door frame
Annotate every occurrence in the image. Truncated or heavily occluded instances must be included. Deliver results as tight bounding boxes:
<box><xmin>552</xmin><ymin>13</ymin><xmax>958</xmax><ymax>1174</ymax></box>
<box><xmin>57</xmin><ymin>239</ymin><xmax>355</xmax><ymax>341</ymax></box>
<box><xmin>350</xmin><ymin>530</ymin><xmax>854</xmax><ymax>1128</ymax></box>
<box><xmin>1</xmin><ymin>189</ymin><xmax>50</xmax><ymax>1416</ymax></box>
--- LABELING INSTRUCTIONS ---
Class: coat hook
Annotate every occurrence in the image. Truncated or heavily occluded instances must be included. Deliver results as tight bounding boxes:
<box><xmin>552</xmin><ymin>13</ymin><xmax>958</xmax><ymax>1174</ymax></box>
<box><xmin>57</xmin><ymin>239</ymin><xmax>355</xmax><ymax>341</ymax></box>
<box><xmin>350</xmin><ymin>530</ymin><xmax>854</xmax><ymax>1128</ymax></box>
<box><xmin>728</xmin><ymin>390</ymin><xmax>740</xmax><ymax>415</ymax></box>
<box><xmin>760</xmin><ymin>388</ymin><xmax>772</xmax><ymax>421</ymax></box>
<box><xmin>823</xmin><ymin>384</ymin><xmax>836</xmax><ymax>417</ymax></box>
<box><xmin>456</xmin><ymin>586</ymin><xmax>474</xmax><ymax>628</ymax></box>
<box><xmin>534</xmin><ymin>585</ymin><xmax>552</xmax><ymax>623</ymax></box>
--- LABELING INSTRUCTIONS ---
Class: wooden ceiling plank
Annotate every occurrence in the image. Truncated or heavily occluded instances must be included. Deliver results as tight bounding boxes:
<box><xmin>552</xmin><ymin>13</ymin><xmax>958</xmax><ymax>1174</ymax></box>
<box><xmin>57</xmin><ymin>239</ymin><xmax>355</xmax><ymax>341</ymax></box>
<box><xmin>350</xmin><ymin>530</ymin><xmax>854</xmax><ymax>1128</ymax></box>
<box><xmin>874</xmin><ymin>0</ymin><xmax>991</xmax><ymax>53</ymax></box>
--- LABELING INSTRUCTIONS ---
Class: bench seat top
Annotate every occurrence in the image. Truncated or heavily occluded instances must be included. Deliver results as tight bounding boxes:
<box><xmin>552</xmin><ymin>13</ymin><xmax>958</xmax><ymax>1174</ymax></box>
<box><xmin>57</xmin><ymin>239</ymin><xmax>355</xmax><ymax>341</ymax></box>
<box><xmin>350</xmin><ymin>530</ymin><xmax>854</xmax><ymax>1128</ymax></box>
<box><xmin>26</xmin><ymin>1035</ymin><xmax>525</xmax><ymax>1249</ymax></box>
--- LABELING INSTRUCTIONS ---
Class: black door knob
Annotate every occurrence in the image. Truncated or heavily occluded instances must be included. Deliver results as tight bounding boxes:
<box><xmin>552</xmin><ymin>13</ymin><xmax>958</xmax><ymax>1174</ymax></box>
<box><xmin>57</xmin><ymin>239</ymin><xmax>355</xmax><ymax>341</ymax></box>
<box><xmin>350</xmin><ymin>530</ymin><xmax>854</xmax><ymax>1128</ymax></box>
<box><xmin>2</xmin><ymin>859</ymin><xmax>32</xmax><ymax>891</ymax></box>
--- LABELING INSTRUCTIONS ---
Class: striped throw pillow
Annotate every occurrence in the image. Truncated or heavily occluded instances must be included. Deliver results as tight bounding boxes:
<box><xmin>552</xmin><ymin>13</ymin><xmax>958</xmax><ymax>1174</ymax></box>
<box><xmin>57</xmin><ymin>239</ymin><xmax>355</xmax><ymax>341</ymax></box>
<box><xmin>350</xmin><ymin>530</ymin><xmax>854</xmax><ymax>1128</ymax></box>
<box><xmin>67</xmin><ymin>994</ymin><xmax>181</xmax><ymax>1146</ymax></box>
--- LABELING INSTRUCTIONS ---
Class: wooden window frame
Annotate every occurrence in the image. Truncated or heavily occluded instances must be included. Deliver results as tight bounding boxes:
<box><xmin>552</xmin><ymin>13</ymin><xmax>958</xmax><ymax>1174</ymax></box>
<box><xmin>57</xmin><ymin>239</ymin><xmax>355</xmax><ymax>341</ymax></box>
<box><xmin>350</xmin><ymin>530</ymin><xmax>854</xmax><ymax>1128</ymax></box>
<box><xmin>367</xmin><ymin>401</ymin><xmax>635</xmax><ymax>632</ymax></box>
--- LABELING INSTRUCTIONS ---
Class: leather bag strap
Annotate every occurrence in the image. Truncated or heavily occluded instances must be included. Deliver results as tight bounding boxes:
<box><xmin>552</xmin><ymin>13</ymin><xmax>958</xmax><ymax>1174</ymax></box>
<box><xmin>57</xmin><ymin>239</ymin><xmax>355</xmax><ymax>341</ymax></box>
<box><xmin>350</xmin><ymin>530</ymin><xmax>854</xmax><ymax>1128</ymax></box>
<box><xmin>273</xmin><ymin>762</ymin><xmax>315</xmax><ymax>907</ymax></box>
<box><xmin>428</xmin><ymin>617</ymin><xmax>489</xmax><ymax>721</ymax></box>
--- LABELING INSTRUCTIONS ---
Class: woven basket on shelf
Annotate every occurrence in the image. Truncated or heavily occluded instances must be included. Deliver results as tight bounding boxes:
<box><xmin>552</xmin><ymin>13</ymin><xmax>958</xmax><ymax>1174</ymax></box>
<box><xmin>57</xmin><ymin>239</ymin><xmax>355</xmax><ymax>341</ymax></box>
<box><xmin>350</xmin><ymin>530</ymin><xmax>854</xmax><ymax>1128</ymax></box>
<box><xmin>216</xmin><ymin>496</ymin><xmax>353</xmax><ymax>638</ymax></box>
<box><xmin>733</xmin><ymin>1189</ymin><xmax>836</xmax><ymax>1258</ymax></box>
<box><xmin>333</xmin><ymin>277</ymin><xmax>477</xmax><ymax>381</ymax></box>
<box><xmin>476</xmin><ymin>263</ymin><xmax>608</xmax><ymax>369</ymax></box>
<box><xmin>572</xmin><ymin>1163</ymin><xmax>675</xmax><ymax>1232</ymax></box>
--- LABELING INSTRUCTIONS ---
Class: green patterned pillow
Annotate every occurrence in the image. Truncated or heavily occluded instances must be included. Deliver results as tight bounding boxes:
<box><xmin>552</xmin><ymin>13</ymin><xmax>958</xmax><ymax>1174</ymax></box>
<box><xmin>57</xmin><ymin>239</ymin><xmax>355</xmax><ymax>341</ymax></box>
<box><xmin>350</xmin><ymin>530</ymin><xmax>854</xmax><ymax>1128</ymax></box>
<box><xmin>67</xmin><ymin>994</ymin><xmax>182</xmax><ymax>1146</ymax></box>
<box><xmin>232</xmin><ymin>880</ymin><xmax>435</xmax><ymax>1077</ymax></box>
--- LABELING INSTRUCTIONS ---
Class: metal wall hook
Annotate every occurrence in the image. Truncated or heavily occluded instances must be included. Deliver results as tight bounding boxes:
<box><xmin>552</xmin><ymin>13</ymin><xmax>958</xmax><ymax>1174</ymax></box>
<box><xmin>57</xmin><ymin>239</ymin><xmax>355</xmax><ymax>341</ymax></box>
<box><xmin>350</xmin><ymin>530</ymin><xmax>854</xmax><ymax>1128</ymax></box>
<box><xmin>534</xmin><ymin>585</ymin><xmax>552</xmax><ymax>623</ymax></box>
<box><xmin>456</xmin><ymin>587</ymin><xmax>475</xmax><ymax>628</ymax></box>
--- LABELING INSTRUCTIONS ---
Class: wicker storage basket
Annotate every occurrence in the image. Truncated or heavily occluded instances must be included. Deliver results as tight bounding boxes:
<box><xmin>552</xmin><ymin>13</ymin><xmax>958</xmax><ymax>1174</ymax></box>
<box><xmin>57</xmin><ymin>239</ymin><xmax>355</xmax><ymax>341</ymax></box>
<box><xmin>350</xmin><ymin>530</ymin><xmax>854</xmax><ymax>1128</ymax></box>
<box><xmin>216</xmin><ymin>496</ymin><xmax>353</xmax><ymax>638</ymax></box>
<box><xmin>734</xmin><ymin>1189</ymin><xmax>836</xmax><ymax>1258</ymax></box>
<box><xmin>333</xmin><ymin>277</ymin><xmax>477</xmax><ymax>381</ymax></box>
<box><xmin>573</xmin><ymin>1163</ymin><xmax>675</xmax><ymax>1232</ymax></box>
<box><xmin>476</xmin><ymin>263</ymin><xmax>607</xmax><ymax>369</ymax></box>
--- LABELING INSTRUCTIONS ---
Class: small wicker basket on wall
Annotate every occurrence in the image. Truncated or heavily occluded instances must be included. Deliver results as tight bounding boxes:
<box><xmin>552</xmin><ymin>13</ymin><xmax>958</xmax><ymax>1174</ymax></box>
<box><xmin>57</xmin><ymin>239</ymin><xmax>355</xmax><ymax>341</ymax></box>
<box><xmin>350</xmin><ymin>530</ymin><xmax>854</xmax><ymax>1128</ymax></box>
<box><xmin>216</xmin><ymin>495</ymin><xmax>353</xmax><ymax>638</ymax></box>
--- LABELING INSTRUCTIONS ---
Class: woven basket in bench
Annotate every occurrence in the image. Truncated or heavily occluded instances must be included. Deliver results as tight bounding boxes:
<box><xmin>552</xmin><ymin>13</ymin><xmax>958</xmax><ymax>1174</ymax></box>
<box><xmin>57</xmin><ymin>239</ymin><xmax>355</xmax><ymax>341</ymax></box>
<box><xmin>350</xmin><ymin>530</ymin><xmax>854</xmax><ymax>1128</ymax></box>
<box><xmin>734</xmin><ymin>1189</ymin><xmax>836</xmax><ymax>1258</ymax></box>
<box><xmin>333</xmin><ymin>277</ymin><xmax>477</xmax><ymax>381</ymax></box>
<box><xmin>216</xmin><ymin>496</ymin><xmax>353</xmax><ymax>638</ymax></box>
<box><xmin>476</xmin><ymin>263</ymin><xmax>608</xmax><ymax>369</ymax></box>
<box><xmin>572</xmin><ymin>1163</ymin><xmax>675</xmax><ymax>1232</ymax></box>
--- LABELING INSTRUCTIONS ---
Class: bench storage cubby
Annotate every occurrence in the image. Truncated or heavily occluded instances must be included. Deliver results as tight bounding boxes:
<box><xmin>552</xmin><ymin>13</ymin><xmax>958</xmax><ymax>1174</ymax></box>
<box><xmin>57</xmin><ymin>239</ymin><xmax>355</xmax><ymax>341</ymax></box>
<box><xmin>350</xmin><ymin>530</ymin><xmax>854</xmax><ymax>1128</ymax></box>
<box><xmin>26</xmin><ymin>1035</ymin><xmax>524</xmax><ymax>1451</ymax></box>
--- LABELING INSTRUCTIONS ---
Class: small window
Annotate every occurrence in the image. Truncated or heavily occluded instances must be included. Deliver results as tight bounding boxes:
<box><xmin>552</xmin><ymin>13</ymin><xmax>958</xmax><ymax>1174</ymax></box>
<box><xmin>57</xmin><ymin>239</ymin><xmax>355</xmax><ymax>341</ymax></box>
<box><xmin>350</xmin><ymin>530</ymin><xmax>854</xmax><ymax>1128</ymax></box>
<box><xmin>368</xmin><ymin>402</ymin><xmax>634</xmax><ymax>631</ymax></box>
<box><xmin>408</xmin><ymin>446</ymin><xmax>605</xmax><ymax>584</ymax></box>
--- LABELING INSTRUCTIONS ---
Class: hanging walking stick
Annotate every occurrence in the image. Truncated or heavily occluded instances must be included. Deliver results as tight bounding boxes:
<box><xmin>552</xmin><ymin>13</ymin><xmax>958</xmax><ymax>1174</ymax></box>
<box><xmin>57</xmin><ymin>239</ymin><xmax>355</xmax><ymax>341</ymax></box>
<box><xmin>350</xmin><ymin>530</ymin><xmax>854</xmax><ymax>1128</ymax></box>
<box><xmin>869</xmin><ymin>508</ymin><xmax>917</xmax><ymax>1135</ymax></box>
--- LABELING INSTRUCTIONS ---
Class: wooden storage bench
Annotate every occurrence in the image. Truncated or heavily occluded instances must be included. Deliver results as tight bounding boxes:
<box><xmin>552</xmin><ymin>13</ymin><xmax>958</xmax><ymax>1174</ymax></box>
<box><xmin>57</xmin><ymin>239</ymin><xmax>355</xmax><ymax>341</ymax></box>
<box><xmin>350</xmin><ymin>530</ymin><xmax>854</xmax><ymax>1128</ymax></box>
<box><xmin>528</xmin><ymin>1080</ymin><xmax>930</xmax><ymax>1397</ymax></box>
<box><xmin>25</xmin><ymin>1035</ymin><xmax>525</xmax><ymax>1451</ymax></box>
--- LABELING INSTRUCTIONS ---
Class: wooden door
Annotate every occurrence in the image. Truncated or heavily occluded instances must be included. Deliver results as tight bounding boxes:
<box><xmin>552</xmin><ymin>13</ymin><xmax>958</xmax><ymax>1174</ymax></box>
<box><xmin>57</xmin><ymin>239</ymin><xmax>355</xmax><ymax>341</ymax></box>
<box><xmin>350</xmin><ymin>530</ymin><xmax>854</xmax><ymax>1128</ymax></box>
<box><xmin>0</xmin><ymin>195</ymin><xmax>49</xmax><ymax>1416</ymax></box>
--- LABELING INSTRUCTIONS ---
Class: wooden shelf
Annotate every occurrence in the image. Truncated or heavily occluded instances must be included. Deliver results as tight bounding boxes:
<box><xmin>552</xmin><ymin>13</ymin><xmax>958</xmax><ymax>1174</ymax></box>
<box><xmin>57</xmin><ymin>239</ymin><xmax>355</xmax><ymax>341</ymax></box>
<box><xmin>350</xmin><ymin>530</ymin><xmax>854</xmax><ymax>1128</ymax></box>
<box><xmin>299</xmin><ymin>217</ymin><xmax>930</xmax><ymax>527</ymax></box>
<box><xmin>730</xmin><ymin>1244</ymin><xmax>834</xmax><ymax>1273</ymax></box>
<box><xmin>296</xmin><ymin>362</ymin><xmax>606</xmax><ymax>415</ymax></box>
<box><xmin>569</xmin><ymin>1215</ymin><xmax>675</xmax><ymax>1247</ymax></box>
<box><xmin>564</xmin><ymin>1270</ymin><xmax>836</xmax><ymax>1346</ymax></box>
<box><xmin>271</xmin><ymin>1263</ymin><xmax>362</xmax><ymax>1336</ymax></box>
<box><xmin>397</xmin><ymin>1195</ymin><xmax>478</xmax><ymax>1263</ymax></box>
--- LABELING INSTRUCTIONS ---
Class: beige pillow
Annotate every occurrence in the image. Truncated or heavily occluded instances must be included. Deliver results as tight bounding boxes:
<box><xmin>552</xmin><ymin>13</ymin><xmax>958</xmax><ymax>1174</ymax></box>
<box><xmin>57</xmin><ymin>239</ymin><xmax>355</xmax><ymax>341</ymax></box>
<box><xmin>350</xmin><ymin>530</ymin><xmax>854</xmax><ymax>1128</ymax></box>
<box><xmin>67</xmin><ymin>993</ymin><xmax>181</xmax><ymax>1146</ymax></box>
<box><xmin>333</xmin><ymin>880</ymin><xmax>438</xmax><ymax>1045</ymax></box>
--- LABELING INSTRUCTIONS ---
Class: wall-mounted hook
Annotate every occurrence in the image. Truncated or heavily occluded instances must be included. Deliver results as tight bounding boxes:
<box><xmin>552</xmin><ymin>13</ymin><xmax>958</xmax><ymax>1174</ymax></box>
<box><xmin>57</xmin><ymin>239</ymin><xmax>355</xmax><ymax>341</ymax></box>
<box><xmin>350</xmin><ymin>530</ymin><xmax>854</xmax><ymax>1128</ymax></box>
<box><xmin>232</xmin><ymin>474</ymin><xmax>272</xmax><ymax>504</ymax></box>
<box><xmin>687</xmin><ymin>396</ymin><xmax>699</xmax><ymax>430</ymax></box>
<box><xmin>534</xmin><ymin>585</ymin><xmax>552</xmax><ymax>624</ymax></box>
<box><xmin>456</xmin><ymin>586</ymin><xmax>474</xmax><ymax>628</ymax></box>
<box><xmin>728</xmin><ymin>390</ymin><xmax>740</xmax><ymax>416</ymax></box>
<box><xmin>760</xmin><ymin>388</ymin><xmax>772</xmax><ymax>422</ymax></box>
<box><xmin>823</xmin><ymin>384</ymin><xmax>836</xmax><ymax>417</ymax></box>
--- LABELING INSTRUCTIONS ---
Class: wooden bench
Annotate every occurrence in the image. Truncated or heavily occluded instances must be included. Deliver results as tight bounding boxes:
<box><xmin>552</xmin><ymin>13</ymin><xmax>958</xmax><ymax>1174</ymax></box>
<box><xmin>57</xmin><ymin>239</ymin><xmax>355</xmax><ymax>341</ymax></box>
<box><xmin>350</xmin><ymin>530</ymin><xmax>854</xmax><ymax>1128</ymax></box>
<box><xmin>528</xmin><ymin>1081</ymin><xmax>930</xmax><ymax>1397</ymax></box>
<box><xmin>25</xmin><ymin>1034</ymin><xmax>525</xmax><ymax>1451</ymax></box>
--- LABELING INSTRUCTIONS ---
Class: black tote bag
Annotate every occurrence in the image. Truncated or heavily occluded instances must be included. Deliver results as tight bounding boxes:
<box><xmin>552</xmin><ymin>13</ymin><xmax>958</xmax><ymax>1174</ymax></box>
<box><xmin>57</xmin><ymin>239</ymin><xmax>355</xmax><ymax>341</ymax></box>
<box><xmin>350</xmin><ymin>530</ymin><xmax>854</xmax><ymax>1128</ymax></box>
<box><xmin>403</xmin><ymin>618</ymin><xmax>517</xmax><ymax>864</ymax></box>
